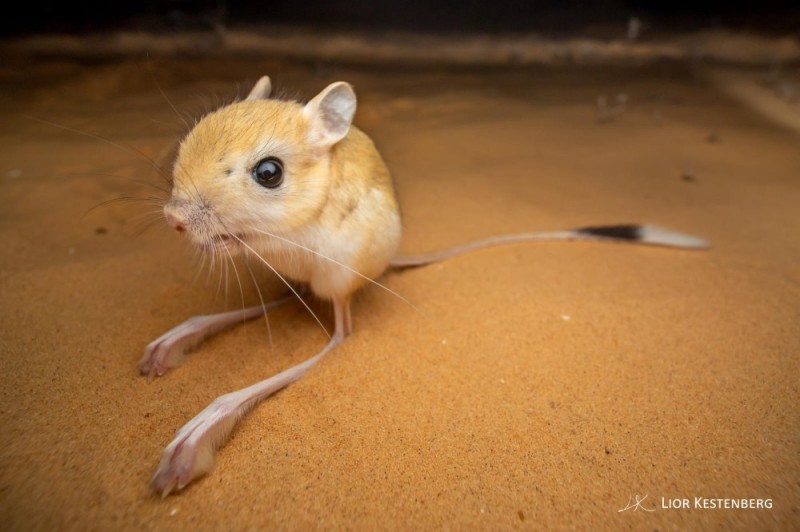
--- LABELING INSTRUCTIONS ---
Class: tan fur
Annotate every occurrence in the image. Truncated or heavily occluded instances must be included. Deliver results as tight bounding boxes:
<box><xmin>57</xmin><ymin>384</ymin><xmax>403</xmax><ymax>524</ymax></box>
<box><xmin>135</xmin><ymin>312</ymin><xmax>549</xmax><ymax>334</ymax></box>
<box><xmin>165</xmin><ymin>81</ymin><xmax>402</xmax><ymax>302</ymax></box>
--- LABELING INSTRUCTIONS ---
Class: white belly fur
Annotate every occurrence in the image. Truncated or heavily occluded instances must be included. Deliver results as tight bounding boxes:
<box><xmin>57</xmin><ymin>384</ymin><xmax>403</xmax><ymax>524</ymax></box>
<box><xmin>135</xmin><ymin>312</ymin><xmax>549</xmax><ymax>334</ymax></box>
<box><xmin>250</xmin><ymin>187</ymin><xmax>402</xmax><ymax>301</ymax></box>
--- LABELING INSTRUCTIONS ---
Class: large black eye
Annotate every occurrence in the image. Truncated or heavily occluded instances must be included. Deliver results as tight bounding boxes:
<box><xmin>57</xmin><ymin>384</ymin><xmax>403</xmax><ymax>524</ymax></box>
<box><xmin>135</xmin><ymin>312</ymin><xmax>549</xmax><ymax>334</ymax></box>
<box><xmin>252</xmin><ymin>157</ymin><xmax>284</xmax><ymax>188</ymax></box>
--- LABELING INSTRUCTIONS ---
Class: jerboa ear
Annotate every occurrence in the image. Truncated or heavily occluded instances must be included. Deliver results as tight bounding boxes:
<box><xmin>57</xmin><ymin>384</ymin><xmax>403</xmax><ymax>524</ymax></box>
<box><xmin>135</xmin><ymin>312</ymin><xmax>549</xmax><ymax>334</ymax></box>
<box><xmin>246</xmin><ymin>76</ymin><xmax>272</xmax><ymax>100</ymax></box>
<box><xmin>303</xmin><ymin>82</ymin><xmax>356</xmax><ymax>150</ymax></box>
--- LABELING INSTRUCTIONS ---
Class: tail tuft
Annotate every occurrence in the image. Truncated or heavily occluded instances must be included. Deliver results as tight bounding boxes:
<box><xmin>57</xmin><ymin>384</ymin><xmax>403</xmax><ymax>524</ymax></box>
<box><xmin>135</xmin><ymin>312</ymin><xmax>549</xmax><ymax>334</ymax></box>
<box><xmin>575</xmin><ymin>224</ymin><xmax>642</xmax><ymax>241</ymax></box>
<box><xmin>638</xmin><ymin>224</ymin><xmax>709</xmax><ymax>249</ymax></box>
<box><xmin>576</xmin><ymin>224</ymin><xmax>709</xmax><ymax>249</ymax></box>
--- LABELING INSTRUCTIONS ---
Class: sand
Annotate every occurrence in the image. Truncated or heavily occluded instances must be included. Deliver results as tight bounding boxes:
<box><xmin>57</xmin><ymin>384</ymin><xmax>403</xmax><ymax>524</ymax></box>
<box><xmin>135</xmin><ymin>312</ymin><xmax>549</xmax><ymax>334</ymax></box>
<box><xmin>0</xmin><ymin>48</ymin><xmax>798</xmax><ymax>530</ymax></box>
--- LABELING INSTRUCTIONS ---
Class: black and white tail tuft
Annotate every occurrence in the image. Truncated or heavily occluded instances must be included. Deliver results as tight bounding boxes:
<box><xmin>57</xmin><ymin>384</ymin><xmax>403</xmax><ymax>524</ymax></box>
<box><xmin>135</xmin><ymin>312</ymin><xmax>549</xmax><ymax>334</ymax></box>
<box><xmin>575</xmin><ymin>224</ymin><xmax>709</xmax><ymax>249</ymax></box>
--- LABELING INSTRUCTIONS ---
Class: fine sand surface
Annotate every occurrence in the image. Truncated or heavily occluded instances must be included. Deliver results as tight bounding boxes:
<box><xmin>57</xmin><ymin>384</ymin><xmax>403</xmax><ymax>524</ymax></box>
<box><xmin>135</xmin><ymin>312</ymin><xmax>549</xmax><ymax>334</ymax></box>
<box><xmin>0</xmin><ymin>52</ymin><xmax>798</xmax><ymax>530</ymax></box>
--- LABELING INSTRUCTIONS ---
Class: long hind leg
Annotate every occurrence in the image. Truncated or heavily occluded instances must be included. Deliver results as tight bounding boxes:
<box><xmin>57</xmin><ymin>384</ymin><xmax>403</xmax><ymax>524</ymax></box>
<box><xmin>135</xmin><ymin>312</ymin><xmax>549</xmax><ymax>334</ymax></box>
<box><xmin>149</xmin><ymin>295</ymin><xmax>352</xmax><ymax>497</ymax></box>
<box><xmin>139</xmin><ymin>293</ymin><xmax>296</xmax><ymax>377</ymax></box>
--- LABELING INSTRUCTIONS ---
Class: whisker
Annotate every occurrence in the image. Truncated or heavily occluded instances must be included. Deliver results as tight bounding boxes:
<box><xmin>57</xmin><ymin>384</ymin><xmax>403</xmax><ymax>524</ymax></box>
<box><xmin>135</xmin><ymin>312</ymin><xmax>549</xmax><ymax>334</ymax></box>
<box><xmin>127</xmin><ymin>208</ymin><xmax>167</xmax><ymax>222</ymax></box>
<box><xmin>211</xmin><ymin>247</ymin><xmax>222</xmax><ymax>304</ymax></box>
<box><xmin>52</xmin><ymin>171</ymin><xmax>171</xmax><ymax>195</ymax></box>
<box><xmin>221</xmin><ymin>244</ymin><xmax>248</xmax><ymax>326</ymax></box>
<box><xmin>244</xmin><ymin>258</ymin><xmax>274</xmax><ymax>351</ymax></box>
<box><xmin>229</xmin><ymin>233</ymin><xmax>331</xmax><ymax>340</ymax></box>
<box><xmin>207</xmin><ymin>245</ymin><xmax>218</xmax><ymax>288</ymax></box>
<box><xmin>24</xmin><ymin>115</ymin><xmax>173</xmax><ymax>187</ymax></box>
<box><xmin>83</xmin><ymin>195</ymin><xmax>166</xmax><ymax>219</ymax></box>
<box><xmin>146</xmin><ymin>60</ymin><xmax>191</xmax><ymax>131</ymax></box>
<box><xmin>193</xmin><ymin>245</ymin><xmax>208</xmax><ymax>285</ymax></box>
<box><xmin>222</xmin><ymin>251</ymin><xmax>230</xmax><ymax>308</ymax></box>
<box><xmin>247</xmin><ymin>226</ymin><xmax>417</xmax><ymax>310</ymax></box>
<box><xmin>131</xmin><ymin>217</ymin><xmax>167</xmax><ymax>239</ymax></box>
<box><xmin>132</xmin><ymin>211</ymin><xmax>167</xmax><ymax>228</ymax></box>
<box><xmin>205</xmin><ymin>237</ymin><xmax>223</xmax><ymax>301</ymax></box>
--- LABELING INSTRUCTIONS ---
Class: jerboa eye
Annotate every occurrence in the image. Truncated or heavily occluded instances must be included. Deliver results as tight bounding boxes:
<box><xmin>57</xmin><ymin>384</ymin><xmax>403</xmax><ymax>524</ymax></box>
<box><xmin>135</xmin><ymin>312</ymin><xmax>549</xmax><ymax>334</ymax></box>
<box><xmin>252</xmin><ymin>157</ymin><xmax>283</xmax><ymax>188</ymax></box>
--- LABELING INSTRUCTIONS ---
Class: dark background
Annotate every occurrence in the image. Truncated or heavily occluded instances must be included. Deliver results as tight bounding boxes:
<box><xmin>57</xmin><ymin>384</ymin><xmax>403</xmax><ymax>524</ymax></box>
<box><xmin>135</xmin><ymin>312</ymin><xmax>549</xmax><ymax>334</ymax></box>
<box><xmin>3</xmin><ymin>1</ymin><xmax>799</xmax><ymax>37</ymax></box>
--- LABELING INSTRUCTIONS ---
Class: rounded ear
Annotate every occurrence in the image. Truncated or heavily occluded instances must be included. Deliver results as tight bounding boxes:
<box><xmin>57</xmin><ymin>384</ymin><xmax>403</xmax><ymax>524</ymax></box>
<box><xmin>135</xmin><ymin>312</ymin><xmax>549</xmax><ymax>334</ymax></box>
<box><xmin>246</xmin><ymin>76</ymin><xmax>272</xmax><ymax>100</ymax></box>
<box><xmin>303</xmin><ymin>82</ymin><xmax>356</xmax><ymax>150</ymax></box>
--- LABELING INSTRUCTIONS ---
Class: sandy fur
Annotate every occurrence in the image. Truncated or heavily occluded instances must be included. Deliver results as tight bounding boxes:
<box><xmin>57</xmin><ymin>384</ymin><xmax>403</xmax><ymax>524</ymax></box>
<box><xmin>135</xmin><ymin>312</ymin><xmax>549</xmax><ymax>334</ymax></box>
<box><xmin>167</xmin><ymin>88</ymin><xmax>402</xmax><ymax>301</ymax></box>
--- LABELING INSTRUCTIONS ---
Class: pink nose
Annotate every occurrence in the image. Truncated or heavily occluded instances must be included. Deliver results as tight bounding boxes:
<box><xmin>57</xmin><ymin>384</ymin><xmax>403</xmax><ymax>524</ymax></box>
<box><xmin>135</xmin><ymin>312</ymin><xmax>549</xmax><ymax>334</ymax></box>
<box><xmin>165</xmin><ymin>212</ymin><xmax>186</xmax><ymax>233</ymax></box>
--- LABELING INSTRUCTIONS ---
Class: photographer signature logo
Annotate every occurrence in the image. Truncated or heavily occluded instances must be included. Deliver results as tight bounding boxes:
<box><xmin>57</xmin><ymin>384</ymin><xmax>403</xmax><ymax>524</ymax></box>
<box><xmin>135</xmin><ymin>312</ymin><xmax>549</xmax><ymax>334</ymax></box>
<box><xmin>618</xmin><ymin>494</ymin><xmax>656</xmax><ymax>512</ymax></box>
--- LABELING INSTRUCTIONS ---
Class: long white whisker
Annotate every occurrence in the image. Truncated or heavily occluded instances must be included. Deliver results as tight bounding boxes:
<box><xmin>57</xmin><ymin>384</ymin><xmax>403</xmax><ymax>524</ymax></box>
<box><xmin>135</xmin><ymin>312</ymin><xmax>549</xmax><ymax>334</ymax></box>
<box><xmin>193</xmin><ymin>246</ymin><xmax>207</xmax><ymax>285</ymax></box>
<box><xmin>223</xmin><ymin>252</ymin><xmax>230</xmax><ymax>307</ymax></box>
<box><xmin>212</xmin><ymin>246</ymin><xmax>224</xmax><ymax>302</ymax></box>
<box><xmin>208</xmin><ymin>245</ymin><xmax>217</xmax><ymax>287</ymax></box>
<box><xmin>244</xmin><ymin>258</ymin><xmax>274</xmax><ymax>350</ymax></box>
<box><xmin>229</xmin><ymin>234</ymin><xmax>331</xmax><ymax>340</ymax></box>
<box><xmin>221</xmin><ymin>245</ymin><xmax>247</xmax><ymax>325</ymax></box>
<box><xmin>247</xmin><ymin>226</ymin><xmax>417</xmax><ymax>310</ymax></box>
